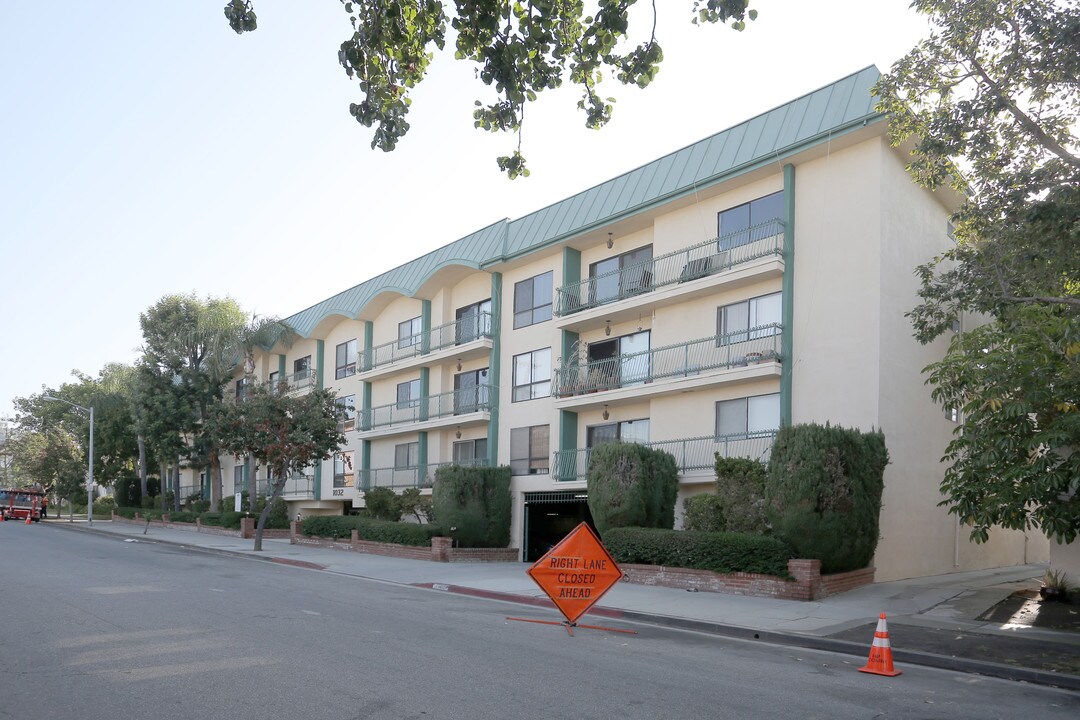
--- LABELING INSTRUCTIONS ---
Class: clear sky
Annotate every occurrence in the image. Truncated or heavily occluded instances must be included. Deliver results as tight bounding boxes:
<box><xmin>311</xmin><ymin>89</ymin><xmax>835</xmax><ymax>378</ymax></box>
<box><xmin>0</xmin><ymin>0</ymin><xmax>931</xmax><ymax>418</ymax></box>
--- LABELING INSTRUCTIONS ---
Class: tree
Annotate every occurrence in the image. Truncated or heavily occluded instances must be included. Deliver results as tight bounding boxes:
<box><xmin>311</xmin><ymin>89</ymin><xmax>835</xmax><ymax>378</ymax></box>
<box><xmin>8</xmin><ymin>429</ymin><xmax>85</xmax><ymax>518</ymax></box>
<box><xmin>875</xmin><ymin>0</ymin><xmax>1080</xmax><ymax>543</ymax></box>
<box><xmin>223</xmin><ymin>0</ymin><xmax>757</xmax><ymax>177</ymax></box>
<box><xmin>208</xmin><ymin>381</ymin><xmax>345</xmax><ymax>551</ymax></box>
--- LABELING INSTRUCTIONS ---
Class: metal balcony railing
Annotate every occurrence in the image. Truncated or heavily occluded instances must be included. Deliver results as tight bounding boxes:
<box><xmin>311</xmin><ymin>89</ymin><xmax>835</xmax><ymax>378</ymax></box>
<box><xmin>358</xmin><ymin>457</ymin><xmax>492</xmax><ymax>491</ymax></box>
<box><xmin>555</xmin><ymin>220</ymin><xmax>784</xmax><ymax>316</ymax></box>
<box><xmin>266</xmin><ymin>367</ymin><xmax>317</xmax><ymax>394</ymax></box>
<box><xmin>554</xmin><ymin>324</ymin><xmax>781</xmax><ymax>398</ymax></box>
<box><xmin>552</xmin><ymin>431</ymin><xmax>778</xmax><ymax>482</ymax></box>
<box><xmin>361</xmin><ymin>385</ymin><xmax>496</xmax><ymax>431</ymax></box>
<box><xmin>359</xmin><ymin>311</ymin><xmax>494</xmax><ymax>372</ymax></box>
<box><xmin>255</xmin><ymin>474</ymin><xmax>316</xmax><ymax>498</ymax></box>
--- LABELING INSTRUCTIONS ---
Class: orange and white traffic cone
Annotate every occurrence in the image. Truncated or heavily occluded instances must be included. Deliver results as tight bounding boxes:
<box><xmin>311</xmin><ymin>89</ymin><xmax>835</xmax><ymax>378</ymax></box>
<box><xmin>25</xmin><ymin>513</ymin><xmax>32</xmax><ymax>525</ymax></box>
<box><xmin>858</xmin><ymin>612</ymin><xmax>902</xmax><ymax>676</ymax></box>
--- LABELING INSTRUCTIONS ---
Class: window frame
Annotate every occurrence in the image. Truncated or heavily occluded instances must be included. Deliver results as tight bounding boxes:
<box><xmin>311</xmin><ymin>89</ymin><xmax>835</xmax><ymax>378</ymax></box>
<box><xmin>394</xmin><ymin>442</ymin><xmax>420</xmax><ymax>470</ymax></box>
<box><xmin>512</xmin><ymin>348</ymin><xmax>551</xmax><ymax>402</ymax></box>
<box><xmin>510</xmin><ymin>425</ymin><xmax>550</xmax><ymax>475</ymax></box>
<box><xmin>337</xmin><ymin>394</ymin><xmax>356</xmax><ymax>432</ymax></box>
<box><xmin>335</xmin><ymin>339</ymin><xmax>358</xmax><ymax>379</ymax></box>
<box><xmin>293</xmin><ymin>355</ymin><xmax>312</xmax><ymax>380</ymax></box>
<box><xmin>715</xmin><ymin>393</ymin><xmax>780</xmax><ymax>438</ymax></box>
<box><xmin>717</xmin><ymin>292</ymin><xmax>783</xmax><ymax>344</ymax></box>
<box><xmin>333</xmin><ymin>451</ymin><xmax>355</xmax><ymax>488</ymax></box>
<box><xmin>453</xmin><ymin>438</ymin><xmax>488</xmax><ymax>464</ymax></box>
<box><xmin>717</xmin><ymin>190</ymin><xmax>784</xmax><ymax>250</ymax></box>
<box><xmin>513</xmin><ymin>271</ymin><xmax>554</xmax><ymax>329</ymax></box>
<box><xmin>396</xmin><ymin>379</ymin><xmax>421</xmax><ymax>410</ymax></box>
<box><xmin>398</xmin><ymin>316</ymin><xmax>423</xmax><ymax>349</ymax></box>
<box><xmin>585</xmin><ymin>418</ymin><xmax>650</xmax><ymax>448</ymax></box>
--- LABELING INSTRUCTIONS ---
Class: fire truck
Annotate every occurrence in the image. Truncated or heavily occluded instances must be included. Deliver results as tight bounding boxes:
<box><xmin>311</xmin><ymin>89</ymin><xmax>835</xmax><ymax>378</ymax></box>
<box><xmin>0</xmin><ymin>487</ymin><xmax>46</xmax><ymax>522</ymax></box>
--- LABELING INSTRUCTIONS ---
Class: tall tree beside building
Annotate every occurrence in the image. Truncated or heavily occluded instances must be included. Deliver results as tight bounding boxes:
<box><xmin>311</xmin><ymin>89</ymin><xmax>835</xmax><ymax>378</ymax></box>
<box><xmin>222</xmin><ymin>0</ymin><xmax>757</xmax><ymax>177</ymax></box>
<box><xmin>207</xmin><ymin>380</ymin><xmax>345</xmax><ymax>551</ymax></box>
<box><xmin>875</xmin><ymin>0</ymin><xmax>1080</xmax><ymax>543</ymax></box>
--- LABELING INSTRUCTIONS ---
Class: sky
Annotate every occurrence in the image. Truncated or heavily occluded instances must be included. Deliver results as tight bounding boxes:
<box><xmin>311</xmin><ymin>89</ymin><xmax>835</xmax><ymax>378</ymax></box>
<box><xmin>0</xmin><ymin>0</ymin><xmax>932</xmax><ymax>419</ymax></box>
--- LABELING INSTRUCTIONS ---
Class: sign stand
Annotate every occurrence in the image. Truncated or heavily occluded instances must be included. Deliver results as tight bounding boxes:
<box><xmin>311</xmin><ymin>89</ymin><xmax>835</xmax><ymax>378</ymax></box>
<box><xmin>509</xmin><ymin>522</ymin><xmax>637</xmax><ymax>636</ymax></box>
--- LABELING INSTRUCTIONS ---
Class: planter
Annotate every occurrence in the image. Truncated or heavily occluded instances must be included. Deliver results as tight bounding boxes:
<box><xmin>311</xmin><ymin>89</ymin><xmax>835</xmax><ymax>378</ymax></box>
<box><xmin>744</xmin><ymin>352</ymin><xmax>764</xmax><ymax>365</ymax></box>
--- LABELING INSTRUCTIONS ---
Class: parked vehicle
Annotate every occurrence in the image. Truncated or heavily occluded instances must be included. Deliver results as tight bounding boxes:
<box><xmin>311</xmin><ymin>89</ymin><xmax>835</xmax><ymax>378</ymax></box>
<box><xmin>0</xmin><ymin>487</ymin><xmax>46</xmax><ymax>522</ymax></box>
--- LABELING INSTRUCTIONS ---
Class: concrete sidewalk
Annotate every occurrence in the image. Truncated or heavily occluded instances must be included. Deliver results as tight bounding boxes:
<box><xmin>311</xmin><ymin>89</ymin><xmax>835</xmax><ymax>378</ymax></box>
<box><xmin>48</xmin><ymin>519</ymin><xmax>1080</xmax><ymax>690</ymax></box>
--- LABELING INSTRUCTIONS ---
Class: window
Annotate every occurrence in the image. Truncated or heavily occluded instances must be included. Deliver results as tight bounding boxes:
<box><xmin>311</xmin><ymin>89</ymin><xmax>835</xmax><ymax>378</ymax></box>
<box><xmin>395</xmin><ymin>442</ymin><xmax>420</xmax><ymax>469</ymax></box>
<box><xmin>337</xmin><ymin>395</ymin><xmax>356</xmax><ymax>432</ymax></box>
<box><xmin>335</xmin><ymin>339</ymin><xmax>357</xmax><ymax>379</ymax></box>
<box><xmin>398</xmin><ymin>317</ymin><xmax>422</xmax><ymax>349</ymax></box>
<box><xmin>333</xmin><ymin>451</ymin><xmax>355</xmax><ymax>488</ymax></box>
<box><xmin>510</xmin><ymin>425</ymin><xmax>550</xmax><ymax>475</ymax></box>
<box><xmin>268</xmin><ymin>370</ymin><xmax>279</xmax><ymax>387</ymax></box>
<box><xmin>718</xmin><ymin>191</ymin><xmax>784</xmax><ymax>250</ymax></box>
<box><xmin>586</xmin><ymin>418</ymin><xmax>650</xmax><ymax>447</ymax></box>
<box><xmin>944</xmin><ymin>405</ymin><xmax>959</xmax><ymax>423</ymax></box>
<box><xmin>512</xmin><ymin>349</ymin><xmax>551</xmax><ymax>401</ymax></box>
<box><xmin>396</xmin><ymin>379</ymin><xmax>421</xmax><ymax>409</ymax></box>
<box><xmin>718</xmin><ymin>292</ymin><xmax>782</xmax><ymax>343</ymax></box>
<box><xmin>293</xmin><ymin>355</ymin><xmax>311</xmax><ymax>380</ymax></box>
<box><xmin>589</xmin><ymin>245</ymin><xmax>653</xmax><ymax>304</ymax></box>
<box><xmin>715</xmin><ymin>393</ymin><xmax>780</xmax><ymax>437</ymax></box>
<box><xmin>513</xmin><ymin>271</ymin><xmax>553</xmax><ymax>329</ymax></box>
<box><xmin>456</xmin><ymin>299</ymin><xmax>492</xmax><ymax>344</ymax></box>
<box><xmin>234</xmin><ymin>378</ymin><xmax>250</xmax><ymax>401</ymax></box>
<box><xmin>587</xmin><ymin>331</ymin><xmax>650</xmax><ymax>388</ymax></box>
<box><xmin>453</xmin><ymin>438</ymin><xmax>488</xmax><ymax>465</ymax></box>
<box><xmin>454</xmin><ymin>368</ymin><xmax>490</xmax><ymax>414</ymax></box>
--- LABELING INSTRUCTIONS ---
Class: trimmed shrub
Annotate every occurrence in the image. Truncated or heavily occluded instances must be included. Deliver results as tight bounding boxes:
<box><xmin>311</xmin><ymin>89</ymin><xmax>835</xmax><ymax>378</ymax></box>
<box><xmin>713</xmin><ymin>456</ymin><xmax>770</xmax><ymax>534</ymax></box>
<box><xmin>765</xmin><ymin>423</ymin><xmax>889</xmax><ymax>574</ymax></box>
<box><xmin>431</xmin><ymin>465</ymin><xmax>511</xmax><ymax>548</ymax></box>
<box><xmin>113</xmin><ymin>477</ymin><xmax>141</xmax><ymax>508</ymax></box>
<box><xmin>399</xmin><ymin>487</ymin><xmax>434</xmax><ymax>523</ymax></box>
<box><xmin>586</xmin><ymin>442</ymin><xmax>679</xmax><ymax>535</ymax></box>
<box><xmin>254</xmin><ymin>496</ymin><xmax>290</xmax><ymax>529</ymax></box>
<box><xmin>603</xmin><ymin>527</ymin><xmax>792</xmax><ymax>577</ymax></box>
<box><xmin>300</xmin><ymin>516</ymin><xmax>443</xmax><ymax>546</ymax></box>
<box><xmin>363</xmin><ymin>487</ymin><xmax>402</xmax><ymax>522</ymax></box>
<box><xmin>93</xmin><ymin>496</ymin><xmax>116</xmax><ymax>512</ymax></box>
<box><xmin>188</xmin><ymin>499</ymin><xmax>211</xmax><ymax>514</ymax></box>
<box><xmin>168</xmin><ymin>510</ymin><xmax>197</xmax><ymax>523</ymax></box>
<box><xmin>220</xmin><ymin>511</ymin><xmax>247</xmax><ymax>530</ymax></box>
<box><xmin>199</xmin><ymin>512</ymin><xmax>223</xmax><ymax>526</ymax></box>
<box><xmin>114</xmin><ymin>507</ymin><xmax>138</xmax><ymax>519</ymax></box>
<box><xmin>682</xmin><ymin>494</ymin><xmax>726</xmax><ymax>532</ymax></box>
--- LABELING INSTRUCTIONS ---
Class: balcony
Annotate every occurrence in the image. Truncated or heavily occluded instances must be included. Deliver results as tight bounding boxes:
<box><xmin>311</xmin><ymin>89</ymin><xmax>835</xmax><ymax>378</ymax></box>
<box><xmin>358</xmin><ymin>312</ymin><xmax>495</xmax><ymax>380</ymax></box>
<box><xmin>358</xmin><ymin>457</ymin><xmax>490</xmax><ymax>492</ymax></box>
<box><xmin>359</xmin><ymin>386</ymin><xmax>496</xmax><ymax>438</ymax></box>
<box><xmin>553</xmin><ymin>324</ymin><xmax>781</xmax><ymax>409</ymax></box>
<box><xmin>555</xmin><ymin>221</ymin><xmax>783</xmax><ymax>330</ymax></box>
<box><xmin>267</xmin><ymin>368</ymin><xmax>317</xmax><ymax>395</ymax></box>
<box><xmin>552</xmin><ymin>431</ymin><xmax>777</xmax><ymax>482</ymax></box>
<box><xmin>255</xmin><ymin>474</ymin><xmax>316</xmax><ymax>499</ymax></box>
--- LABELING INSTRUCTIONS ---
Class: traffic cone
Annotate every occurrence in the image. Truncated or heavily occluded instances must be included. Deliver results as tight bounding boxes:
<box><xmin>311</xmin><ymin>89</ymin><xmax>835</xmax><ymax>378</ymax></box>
<box><xmin>858</xmin><ymin>612</ymin><xmax>902</xmax><ymax>676</ymax></box>
<box><xmin>25</xmin><ymin>513</ymin><xmax>32</xmax><ymax>525</ymax></box>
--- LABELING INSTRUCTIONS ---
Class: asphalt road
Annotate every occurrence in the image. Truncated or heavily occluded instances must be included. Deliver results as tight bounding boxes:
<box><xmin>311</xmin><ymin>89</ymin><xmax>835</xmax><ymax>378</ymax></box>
<box><xmin>2</xmin><ymin>522</ymin><xmax>1077</xmax><ymax>720</ymax></box>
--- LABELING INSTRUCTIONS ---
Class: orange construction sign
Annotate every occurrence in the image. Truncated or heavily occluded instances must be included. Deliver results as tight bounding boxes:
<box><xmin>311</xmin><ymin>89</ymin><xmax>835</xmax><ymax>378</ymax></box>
<box><xmin>527</xmin><ymin>522</ymin><xmax>623</xmax><ymax>624</ymax></box>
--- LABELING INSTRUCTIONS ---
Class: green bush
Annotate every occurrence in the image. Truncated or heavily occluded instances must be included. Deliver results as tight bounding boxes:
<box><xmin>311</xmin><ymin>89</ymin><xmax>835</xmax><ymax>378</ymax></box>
<box><xmin>114</xmin><ymin>507</ymin><xmax>138</xmax><ymax>519</ymax></box>
<box><xmin>586</xmin><ymin>442</ymin><xmax>679</xmax><ymax>535</ymax></box>
<box><xmin>113</xmin><ymin>477</ymin><xmax>141</xmax><ymax>508</ymax></box>
<box><xmin>765</xmin><ymin>423</ymin><xmax>889</xmax><ymax>574</ymax></box>
<box><xmin>254</xmin><ymin>496</ymin><xmax>290</xmax><ymax>529</ymax></box>
<box><xmin>93</xmin><ymin>497</ymin><xmax>117</xmax><ymax>512</ymax></box>
<box><xmin>603</xmin><ymin>527</ymin><xmax>792</xmax><ymax>577</ymax></box>
<box><xmin>431</xmin><ymin>465</ymin><xmax>511</xmax><ymax>548</ymax></box>
<box><xmin>220</xmin><ymin>511</ymin><xmax>249</xmax><ymax>530</ymax></box>
<box><xmin>399</xmin><ymin>487</ymin><xmax>434</xmax><ymax>523</ymax></box>
<box><xmin>199</xmin><ymin>512</ymin><xmax>223</xmax><ymax>526</ymax></box>
<box><xmin>140</xmin><ymin>494</ymin><xmax>156</xmax><ymax>509</ymax></box>
<box><xmin>713</xmin><ymin>456</ymin><xmax>770</xmax><ymax>534</ymax></box>
<box><xmin>300</xmin><ymin>516</ymin><xmax>443</xmax><ymax>546</ymax></box>
<box><xmin>363</xmin><ymin>487</ymin><xmax>402</xmax><ymax>522</ymax></box>
<box><xmin>188</xmin><ymin>499</ymin><xmax>211</xmax><ymax>513</ymax></box>
<box><xmin>168</xmin><ymin>510</ymin><xmax>197</xmax><ymax>523</ymax></box>
<box><xmin>682</xmin><ymin>494</ymin><xmax>726</xmax><ymax>532</ymax></box>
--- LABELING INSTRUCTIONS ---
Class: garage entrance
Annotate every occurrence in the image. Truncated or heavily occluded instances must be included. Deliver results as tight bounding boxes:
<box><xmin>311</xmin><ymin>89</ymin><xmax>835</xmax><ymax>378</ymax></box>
<box><xmin>523</xmin><ymin>491</ymin><xmax>595</xmax><ymax>563</ymax></box>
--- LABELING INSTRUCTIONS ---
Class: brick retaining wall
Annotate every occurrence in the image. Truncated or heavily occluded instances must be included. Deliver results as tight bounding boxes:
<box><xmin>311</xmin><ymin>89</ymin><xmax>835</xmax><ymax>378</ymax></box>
<box><xmin>620</xmin><ymin>559</ymin><xmax>875</xmax><ymax>600</ymax></box>
<box><xmin>289</xmin><ymin>522</ymin><xmax>519</xmax><ymax>563</ymax></box>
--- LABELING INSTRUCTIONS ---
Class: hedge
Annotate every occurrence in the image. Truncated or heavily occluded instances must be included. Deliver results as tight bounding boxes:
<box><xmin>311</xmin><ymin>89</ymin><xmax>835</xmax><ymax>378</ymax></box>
<box><xmin>431</xmin><ymin>465</ymin><xmax>511</xmax><ymax>548</ymax></box>
<box><xmin>587</xmin><ymin>442</ymin><xmax>678</xmax><ymax>535</ymax></box>
<box><xmin>766</xmin><ymin>423</ymin><xmax>889</xmax><ymax>574</ymax></box>
<box><xmin>682</xmin><ymin>494</ymin><xmax>725</xmax><ymax>532</ymax></box>
<box><xmin>603</xmin><ymin>527</ymin><xmax>792</xmax><ymax>577</ymax></box>
<box><xmin>300</xmin><ymin>516</ymin><xmax>444</xmax><ymax>547</ymax></box>
<box><xmin>713</xmin><ymin>456</ymin><xmax>770</xmax><ymax>534</ymax></box>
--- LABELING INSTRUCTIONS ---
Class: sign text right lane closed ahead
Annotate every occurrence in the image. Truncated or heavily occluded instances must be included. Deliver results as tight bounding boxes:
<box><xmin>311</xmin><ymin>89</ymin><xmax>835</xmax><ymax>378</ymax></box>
<box><xmin>527</xmin><ymin>522</ymin><xmax>623</xmax><ymax>624</ymax></box>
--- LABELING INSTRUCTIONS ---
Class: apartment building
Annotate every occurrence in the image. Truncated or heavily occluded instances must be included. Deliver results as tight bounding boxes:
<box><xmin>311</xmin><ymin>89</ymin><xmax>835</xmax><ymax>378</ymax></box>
<box><xmin>179</xmin><ymin>66</ymin><xmax>1047</xmax><ymax>582</ymax></box>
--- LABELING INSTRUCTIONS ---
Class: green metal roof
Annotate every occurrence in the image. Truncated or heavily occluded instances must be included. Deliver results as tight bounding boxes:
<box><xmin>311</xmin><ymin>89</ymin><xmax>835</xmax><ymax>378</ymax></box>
<box><xmin>286</xmin><ymin>66</ymin><xmax>883</xmax><ymax>337</ymax></box>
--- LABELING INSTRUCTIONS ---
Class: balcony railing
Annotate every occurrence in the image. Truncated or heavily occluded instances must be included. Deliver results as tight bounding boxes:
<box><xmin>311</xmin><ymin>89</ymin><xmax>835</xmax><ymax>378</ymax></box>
<box><xmin>178</xmin><ymin>485</ymin><xmax>203</xmax><ymax>503</ymax></box>
<box><xmin>255</xmin><ymin>474</ymin><xmax>316</xmax><ymax>498</ymax></box>
<box><xmin>554</xmin><ymin>324</ymin><xmax>781</xmax><ymax>398</ymax></box>
<box><xmin>266</xmin><ymin>367</ymin><xmax>317</xmax><ymax>394</ymax></box>
<box><xmin>552</xmin><ymin>431</ymin><xmax>778</xmax><ymax>482</ymax></box>
<box><xmin>359</xmin><ymin>457</ymin><xmax>491</xmax><ymax>491</ymax></box>
<box><xmin>555</xmin><ymin>220</ymin><xmax>784</xmax><ymax>316</ymax></box>
<box><xmin>361</xmin><ymin>385</ymin><xmax>496</xmax><ymax>431</ymax></box>
<box><xmin>359</xmin><ymin>311</ymin><xmax>494</xmax><ymax>373</ymax></box>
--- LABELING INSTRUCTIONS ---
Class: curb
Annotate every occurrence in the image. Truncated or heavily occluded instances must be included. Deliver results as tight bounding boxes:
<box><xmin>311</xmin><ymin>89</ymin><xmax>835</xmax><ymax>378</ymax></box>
<box><xmin>52</xmin><ymin>523</ymin><xmax>1080</xmax><ymax>692</ymax></box>
<box><xmin>416</xmin><ymin>582</ymin><xmax>1080</xmax><ymax>692</ymax></box>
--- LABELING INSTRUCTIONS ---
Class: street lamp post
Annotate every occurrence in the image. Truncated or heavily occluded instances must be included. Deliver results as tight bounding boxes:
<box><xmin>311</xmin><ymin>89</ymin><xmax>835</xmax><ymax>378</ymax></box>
<box><xmin>43</xmin><ymin>396</ymin><xmax>94</xmax><ymax>526</ymax></box>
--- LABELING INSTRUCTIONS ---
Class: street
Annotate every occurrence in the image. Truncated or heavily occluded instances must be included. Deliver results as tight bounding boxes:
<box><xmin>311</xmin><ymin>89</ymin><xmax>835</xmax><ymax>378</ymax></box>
<box><xmin>1</xmin><ymin>523</ymin><xmax>1077</xmax><ymax>720</ymax></box>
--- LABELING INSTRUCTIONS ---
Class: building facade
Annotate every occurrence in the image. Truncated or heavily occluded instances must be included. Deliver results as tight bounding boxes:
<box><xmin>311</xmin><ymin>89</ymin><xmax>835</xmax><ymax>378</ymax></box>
<box><xmin>178</xmin><ymin>66</ymin><xmax>1048</xmax><ymax>581</ymax></box>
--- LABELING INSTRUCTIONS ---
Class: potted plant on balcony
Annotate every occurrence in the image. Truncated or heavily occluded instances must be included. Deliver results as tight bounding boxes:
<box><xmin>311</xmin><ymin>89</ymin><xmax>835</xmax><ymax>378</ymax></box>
<box><xmin>744</xmin><ymin>351</ymin><xmax>764</xmax><ymax>365</ymax></box>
